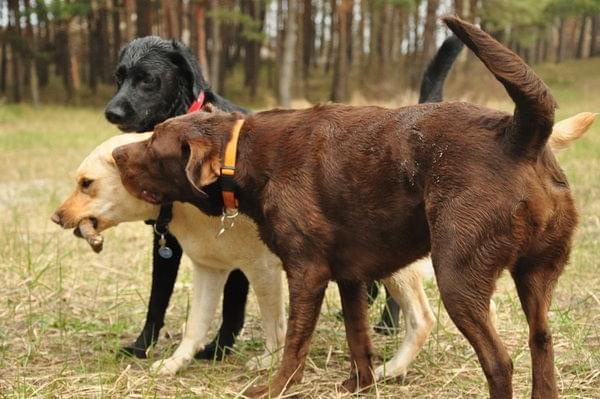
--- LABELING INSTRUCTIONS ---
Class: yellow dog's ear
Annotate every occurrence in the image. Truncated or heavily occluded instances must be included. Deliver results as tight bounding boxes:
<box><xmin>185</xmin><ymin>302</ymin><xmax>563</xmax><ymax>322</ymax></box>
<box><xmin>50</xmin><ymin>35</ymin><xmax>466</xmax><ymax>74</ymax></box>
<box><xmin>184</xmin><ymin>138</ymin><xmax>221</xmax><ymax>195</ymax></box>
<box><xmin>549</xmin><ymin>112</ymin><xmax>597</xmax><ymax>150</ymax></box>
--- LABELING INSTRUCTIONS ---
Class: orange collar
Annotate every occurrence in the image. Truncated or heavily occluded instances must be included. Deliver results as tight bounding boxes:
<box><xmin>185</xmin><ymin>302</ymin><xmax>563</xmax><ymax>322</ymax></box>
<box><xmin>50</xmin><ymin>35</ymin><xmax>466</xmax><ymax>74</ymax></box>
<box><xmin>221</xmin><ymin>119</ymin><xmax>245</xmax><ymax>211</ymax></box>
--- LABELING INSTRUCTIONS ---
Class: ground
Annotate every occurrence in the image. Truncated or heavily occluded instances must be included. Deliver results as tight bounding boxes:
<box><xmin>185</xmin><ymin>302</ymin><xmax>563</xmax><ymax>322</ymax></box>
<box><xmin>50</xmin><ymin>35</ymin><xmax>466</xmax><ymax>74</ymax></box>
<box><xmin>0</xmin><ymin>59</ymin><xmax>599</xmax><ymax>398</ymax></box>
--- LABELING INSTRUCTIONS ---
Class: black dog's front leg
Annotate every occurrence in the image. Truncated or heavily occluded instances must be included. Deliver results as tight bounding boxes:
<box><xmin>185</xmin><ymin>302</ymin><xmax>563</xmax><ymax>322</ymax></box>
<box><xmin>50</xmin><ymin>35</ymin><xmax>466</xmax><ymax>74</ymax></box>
<box><xmin>195</xmin><ymin>269</ymin><xmax>249</xmax><ymax>360</ymax></box>
<box><xmin>374</xmin><ymin>287</ymin><xmax>400</xmax><ymax>335</ymax></box>
<box><xmin>120</xmin><ymin>231</ymin><xmax>183</xmax><ymax>358</ymax></box>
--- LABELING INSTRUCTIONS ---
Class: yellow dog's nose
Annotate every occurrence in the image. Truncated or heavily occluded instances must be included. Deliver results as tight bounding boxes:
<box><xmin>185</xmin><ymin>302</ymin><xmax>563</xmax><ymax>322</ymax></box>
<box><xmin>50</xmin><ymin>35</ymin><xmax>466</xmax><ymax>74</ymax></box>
<box><xmin>51</xmin><ymin>211</ymin><xmax>62</xmax><ymax>226</ymax></box>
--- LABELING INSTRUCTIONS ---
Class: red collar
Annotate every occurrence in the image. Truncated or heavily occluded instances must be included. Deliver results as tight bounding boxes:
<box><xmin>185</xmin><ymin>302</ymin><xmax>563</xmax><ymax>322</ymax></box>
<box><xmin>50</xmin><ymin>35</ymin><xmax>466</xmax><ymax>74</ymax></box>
<box><xmin>187</xmin><ymin>90</ymin><xmax>205</xmax><ymax>113</ymax></box>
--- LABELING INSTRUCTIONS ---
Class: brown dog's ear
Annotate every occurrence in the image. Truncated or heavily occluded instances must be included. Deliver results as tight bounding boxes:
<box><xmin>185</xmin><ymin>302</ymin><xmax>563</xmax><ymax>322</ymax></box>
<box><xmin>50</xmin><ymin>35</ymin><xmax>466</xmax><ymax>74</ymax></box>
<box><xmin>184</xmin><ymin>138</ymin><xmax>221</xmax><ymax>194</ymax></box>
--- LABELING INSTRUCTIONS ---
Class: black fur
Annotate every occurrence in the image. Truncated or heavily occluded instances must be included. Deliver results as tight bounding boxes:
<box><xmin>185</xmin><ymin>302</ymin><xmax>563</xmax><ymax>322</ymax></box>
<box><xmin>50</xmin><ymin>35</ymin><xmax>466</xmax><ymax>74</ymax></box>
<box><xmin>105</xmin><ymin>36</ymin><xmax>249</xmax><ymax>360</ymax></box>
<box><xmin>419</xmin><ymin>34</ymin><xmax>464</xmax><ymax>103</ymax></box>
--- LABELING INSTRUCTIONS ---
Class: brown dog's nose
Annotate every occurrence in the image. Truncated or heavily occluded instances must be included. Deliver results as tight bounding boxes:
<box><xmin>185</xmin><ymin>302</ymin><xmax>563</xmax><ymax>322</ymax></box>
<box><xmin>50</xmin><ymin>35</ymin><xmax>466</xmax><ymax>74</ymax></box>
<box><xmin>51</xmin><ymin>211</ymin><xmax>63</xmax><ymax>226</ymax></box>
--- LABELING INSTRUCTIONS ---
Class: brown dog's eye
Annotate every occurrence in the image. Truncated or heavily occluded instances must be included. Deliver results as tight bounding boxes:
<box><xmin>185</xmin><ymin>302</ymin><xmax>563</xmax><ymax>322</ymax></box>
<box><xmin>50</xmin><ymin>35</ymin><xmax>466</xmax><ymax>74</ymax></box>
<box><xmin>80</xmin><ymin>178</ymin><xmax>94</xmax><ymax>189</ymax></box>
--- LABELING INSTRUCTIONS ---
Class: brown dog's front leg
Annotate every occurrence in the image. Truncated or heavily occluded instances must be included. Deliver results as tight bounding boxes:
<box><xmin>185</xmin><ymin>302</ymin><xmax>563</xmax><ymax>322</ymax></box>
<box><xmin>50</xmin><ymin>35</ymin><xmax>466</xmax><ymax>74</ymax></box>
<box><xmin>243</xmin><ymin>262</ymin><xmax>331</xmax><ymax>398</ymax></box>
<box><xmin>338</xmin><ymin>280</ymin><xmax>375</xmax><ymax>392</ymax></box>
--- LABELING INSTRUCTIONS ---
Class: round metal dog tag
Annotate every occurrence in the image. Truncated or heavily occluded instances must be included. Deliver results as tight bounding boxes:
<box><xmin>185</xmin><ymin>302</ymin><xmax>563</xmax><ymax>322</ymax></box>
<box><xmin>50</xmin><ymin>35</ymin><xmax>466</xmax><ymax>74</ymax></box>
<box><xmin>159</xmin><ymin>246</ymin><xmax>173</xmax><ymax>259</ymax></box>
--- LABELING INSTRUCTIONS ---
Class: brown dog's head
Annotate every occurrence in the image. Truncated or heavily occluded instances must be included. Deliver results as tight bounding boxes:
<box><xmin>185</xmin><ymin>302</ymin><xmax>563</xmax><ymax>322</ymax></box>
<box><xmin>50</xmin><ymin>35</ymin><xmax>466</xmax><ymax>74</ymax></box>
<box><xmin>113</xmin><ymin>107</ymin><xmax>241</xmax><ymax>207</ymax></box>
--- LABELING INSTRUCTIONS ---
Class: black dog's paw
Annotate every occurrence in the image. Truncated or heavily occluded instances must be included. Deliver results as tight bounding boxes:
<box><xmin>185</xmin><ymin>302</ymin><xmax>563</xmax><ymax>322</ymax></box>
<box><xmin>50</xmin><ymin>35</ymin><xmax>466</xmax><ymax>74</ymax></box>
<box><xmin>118</xmin><ymin>343</ymin><xmax>148</xmax><ymax>359</ymax></box>
<box><xmin>373</xmin><ymin>320</ymin><xmax>399</xmax><ymax>336</ymax></box>
<box><xmin>374</xmin><ymin>310</ymin><xmax>400</xmax><ymax>336</ymax></box>
<box><xmin>194</xmin><ymin>341</ymin><xmax>232</xmax><ymax>361</ymax></box>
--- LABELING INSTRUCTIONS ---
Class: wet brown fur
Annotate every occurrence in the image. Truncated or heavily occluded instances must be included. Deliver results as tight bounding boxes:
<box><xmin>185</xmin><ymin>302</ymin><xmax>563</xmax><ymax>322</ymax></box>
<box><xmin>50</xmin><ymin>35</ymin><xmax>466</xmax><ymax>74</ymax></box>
<box><xmin>113</xmin><ymin>17</ymin><xmax>577</xmax><ymax>399</ymax></box>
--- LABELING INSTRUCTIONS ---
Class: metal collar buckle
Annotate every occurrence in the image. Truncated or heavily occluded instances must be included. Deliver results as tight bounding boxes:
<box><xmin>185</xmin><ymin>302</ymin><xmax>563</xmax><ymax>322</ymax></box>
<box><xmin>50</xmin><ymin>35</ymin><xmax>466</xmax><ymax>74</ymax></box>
<box><xmin>154</xmin><ymin>223</ymin><xmax>173</xmax><ymax>259</ymax></box>
<box><xmin>216</xmin><ymin>207</ymin><xmax>239</xmax><ymax>238</ymax></box>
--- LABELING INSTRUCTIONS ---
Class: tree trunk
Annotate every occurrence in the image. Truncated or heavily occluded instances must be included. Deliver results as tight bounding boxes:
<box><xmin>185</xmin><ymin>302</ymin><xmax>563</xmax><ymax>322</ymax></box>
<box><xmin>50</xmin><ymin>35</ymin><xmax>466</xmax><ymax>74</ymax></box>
<box><xmin>193</xmin><ymin>0</ymin><xmax>210</xmax><ymax>77</ymax></box>
<box><xmin>124</xmin><ymin>0</ymin><xmax>134</xmax><ymax>40</ymax></box>
<box><xmin>422</xmin><ymin>0</ymin><xmax>439</xmax><ymax>60</ymax></box>
<box><xmin>208</xmin><ymin>0</ymin><xmax>221</xmax><ymax>90</ymax></box>
<box><xmin>161</xmin><ymin>0</ymin><xmax>179</xmax><ymax>38</ymax></box>
<box><xmin>7</xmin><ymin>0</ymin><xmax>21</xmax><ymax>102</ymax></box>
<box><xmin>242</xmin><ymin>0</ymin><xmax>264</xmax><ymax>98</ymax></box>
<box><xmin>576</xmin><ymin>16</ymin><xmax>587</xmax><ymax>59</ymax></box>
<box><xmin>331</xmin><ymin>0</ymin><xmax>351</xmax><ymax>102</ymax></box>
<box><xmin>454</xmin><ymin>0</ymin><xmax>464</xmax><ymax>17</ymax></box>
<box><xmin>556</xmin><ymin>17</ymin><xmax>565</xmax><ymax>63</ymax></box>
<box><xmin>591</xmin><ymin>15</ymin><xmax>599</xmax><ymax>57</ymax></box>
<box><xmin>112</xmin><ymin>0</ymin><xmax>122</xmax><ymax>60</ymax></box>
<box><xmin>279</xmin><ymin>0</ymin><xmax>298</xmax><ymax>107</ymax></box>
<box><xmin>98</xmin><ymin>5</ymin><xmax>111</xmax><ymax>83</ymax></box>
<box><xmin>358</xmin><ymin>0</ymin><xmax>366</xmax><ymax>72</ymax></box>
<box><xmin>325</xmin><ymin>0</ymin><xmax>336</xmax><ymax>73</ymax></box>
<box><xmin>302</xmin><ymin>0</ymin><xmax>313</xmax><ymax>79</ymax></box>
<box><xmin>24</xmin><ymin>0</ymin><xmax>39</xmax><ymax>105</ymax></box>
<box><xmin>0</xmin><ymin>41</ymin><xmax>6</xmax><ymax>94</ymax></box>
<box><xmin>56</xmin><ymin>22</ymin><xmax>74</xmax><ymax>102</ymax></box>
<box><xmin>136</xmin><ymin>0</ymin><xmax>153</xmax><ymax>36</ymax></box>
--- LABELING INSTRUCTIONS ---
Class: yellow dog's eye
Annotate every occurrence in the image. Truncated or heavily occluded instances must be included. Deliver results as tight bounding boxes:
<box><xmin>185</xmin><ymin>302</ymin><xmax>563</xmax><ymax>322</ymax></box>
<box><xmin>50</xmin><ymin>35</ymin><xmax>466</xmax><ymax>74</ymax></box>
<box><xmin>80</xmin><ymin>178</ymin><xmax>94</xmax><ymax>189</ymax></box>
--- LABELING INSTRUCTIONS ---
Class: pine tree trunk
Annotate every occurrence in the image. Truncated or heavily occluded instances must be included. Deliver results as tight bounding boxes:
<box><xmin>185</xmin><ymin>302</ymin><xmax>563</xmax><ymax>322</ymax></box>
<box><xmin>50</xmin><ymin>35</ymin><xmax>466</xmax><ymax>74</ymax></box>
<box><xmin>556</xmin><ymin>17</ymin><xmax>565</xmax><ymax>63</ymax></box>
<box><xmin>279</xmin><ymin>0</ymin><xmax>298</xmax><ymax>107</ymax></box>
<box><xmin>24</xmin><ymin>0</ymin><xmax>39</xmax><ymax>105</ymax></box>
<box><xmin>124</xmin><ymin>0</ymin><xmax>134</xmax><ymax>40</ymax></box>
<box><xmin>136</xmin><ymin>0</ymin><xmax>153</xmax><ymax>36</ymax></box>
<box><xmin>302</xmin><ymin>0</ymin><xmax>313</xmax><ymax>79</ymax></box>
<box><xmin>193</xmin><ymin>0</ymin><xmax>210</xmax><ymax>77</ymax></box>
<box><xmin>454</xmin><ymin>0</ymin><xmax>464</xmax><ymax>17</ymax></box>
<box><xmin>591</xmin><ymin>15</ymin><xmax>599</xmax><ymax>57</ymax></box>
<box><xmin>56</xmin><ymin>22</ymin><xmax>74</xmax><ymax>102</ymax></box>
<box><xmin>98</xmin><ymin>5</ymin><xmax>111</xmax><ymax>82</ymax></box>
<box><xmin>576</xmin><ymin>16</ymin><xmax>587</xmax><ymax>59</ymax></box>
<box><xmin>209</xmin><ymin>0</ymin><xmax>221</xmax><ymax>90</ymax></box>
<box><xmin>161</xmin><ymin>0</ymin><xmax>179</xmax><ymax>38</ymax></box>
<box><xmin>325</xmin><ymin>0</ymin><xmax>335</xmax><ymax>73</ymax></box>
<box><xmin>358</xmin><ymin>0</ymin><xmax>366</xmax><ymax>73</ymax></box>
<box><xmin>331</xmin><ymin>0</ymin><xmax>351</xmax><ymax>102</ymax></box>
<box><xmin>0</xmin><ymin>41</ymin><xmax>6</xmax><ymax>94</ymax></box>
<box><xmin>112</xmin><ymin>0</ymin><xmax>122</xmax><ymax>60</ymax></box>
<box><xmin>8</xmin><ymin>0</ymin><xmax>21</xmax><ymax>102</ymax></box>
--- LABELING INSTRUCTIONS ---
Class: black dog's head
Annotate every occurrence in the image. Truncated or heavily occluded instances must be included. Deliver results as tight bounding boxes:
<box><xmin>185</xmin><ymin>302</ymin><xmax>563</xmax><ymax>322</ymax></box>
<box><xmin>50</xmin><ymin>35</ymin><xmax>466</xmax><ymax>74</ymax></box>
<box><xmin>105</xmin><ymin>36</ymin><xmax>208</xmax><ymax>133</ymax></box>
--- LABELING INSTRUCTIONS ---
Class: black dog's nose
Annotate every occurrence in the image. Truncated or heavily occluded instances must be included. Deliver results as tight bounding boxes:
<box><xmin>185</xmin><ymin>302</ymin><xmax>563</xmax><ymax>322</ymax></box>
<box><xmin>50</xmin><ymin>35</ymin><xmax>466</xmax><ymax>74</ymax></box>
<box><xmin>105</xmin><ymin>106</ymin><xmax>126</xmax><ymax>124</ymax></box>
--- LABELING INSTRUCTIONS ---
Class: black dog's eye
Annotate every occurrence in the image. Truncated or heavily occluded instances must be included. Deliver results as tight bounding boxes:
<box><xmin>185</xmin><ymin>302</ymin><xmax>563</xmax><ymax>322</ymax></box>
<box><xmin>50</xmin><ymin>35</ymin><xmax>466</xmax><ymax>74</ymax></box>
<box><xmin>80</xmin><ymin>178</ymin><xmax>94</xmax><ymax>189</ymax></box>
<box><xmin>141</xmin><ymin>75</ymin><xmax>156</xmax><ymax>85</ymax></box>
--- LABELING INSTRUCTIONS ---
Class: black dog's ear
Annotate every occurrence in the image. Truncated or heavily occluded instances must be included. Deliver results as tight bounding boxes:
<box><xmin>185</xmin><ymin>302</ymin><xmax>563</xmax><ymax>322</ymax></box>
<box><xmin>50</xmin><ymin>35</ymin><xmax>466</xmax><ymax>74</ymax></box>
<box><xmin>184</xmin><ymin>137</ymin><xmax>220</xmax><ymax>195</ymax></box>
<box><xmin>168</xmin><ymin>40</ymin><xmax>208</xmax><ymax>98</ymax></box>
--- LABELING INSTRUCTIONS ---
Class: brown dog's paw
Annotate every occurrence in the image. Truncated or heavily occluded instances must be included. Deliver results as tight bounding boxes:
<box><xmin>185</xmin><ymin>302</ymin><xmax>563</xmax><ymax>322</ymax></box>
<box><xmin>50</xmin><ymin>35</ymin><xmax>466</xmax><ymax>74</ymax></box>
<box><xmin>340</xmin><ymin>373</ymin><xmax>374</xmax><ymax>394</ymax></box>
<box><xmin>243</xmin><ymin>380</ymin><xmax>289</xmax><ymax>399</ymax></box>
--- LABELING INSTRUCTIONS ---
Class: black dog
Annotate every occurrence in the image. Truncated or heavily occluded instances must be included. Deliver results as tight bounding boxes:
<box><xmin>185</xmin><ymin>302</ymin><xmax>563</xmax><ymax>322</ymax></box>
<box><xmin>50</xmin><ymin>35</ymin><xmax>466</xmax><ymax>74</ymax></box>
<box><xmin>105</xmin><ymin>36</ymin><xmax>247</xmax><ymax>360</ymax></box>
<box><xmin>104</xmin><ymin>35</ymin><xmax>463</xmax><ymax>358</ymax></box>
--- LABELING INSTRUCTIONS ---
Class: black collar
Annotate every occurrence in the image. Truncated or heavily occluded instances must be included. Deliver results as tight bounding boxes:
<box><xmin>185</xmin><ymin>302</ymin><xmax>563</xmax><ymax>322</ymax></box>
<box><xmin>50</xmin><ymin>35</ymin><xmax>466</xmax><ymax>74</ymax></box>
<box><xmin>145</xmin><ymin>203</ymin><xmax>173</xmax><ymax>234</ymax></box>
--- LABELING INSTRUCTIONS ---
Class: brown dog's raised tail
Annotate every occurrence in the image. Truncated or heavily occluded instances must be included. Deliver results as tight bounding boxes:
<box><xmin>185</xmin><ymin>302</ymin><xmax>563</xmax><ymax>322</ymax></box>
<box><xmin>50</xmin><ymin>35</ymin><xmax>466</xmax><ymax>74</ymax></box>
<box><xmin>443</xmin><ymin>16</ymin><xmax>557</xmax><ymax>160</ymax></box>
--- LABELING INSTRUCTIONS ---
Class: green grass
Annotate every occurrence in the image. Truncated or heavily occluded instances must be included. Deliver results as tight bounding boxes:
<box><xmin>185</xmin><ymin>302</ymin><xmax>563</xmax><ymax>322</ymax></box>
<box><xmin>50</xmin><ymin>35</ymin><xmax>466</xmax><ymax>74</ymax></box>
<box><xmin>0</xmin><ymin>58</ymin><xmax>599</xmax><ymax>398</ymax></box>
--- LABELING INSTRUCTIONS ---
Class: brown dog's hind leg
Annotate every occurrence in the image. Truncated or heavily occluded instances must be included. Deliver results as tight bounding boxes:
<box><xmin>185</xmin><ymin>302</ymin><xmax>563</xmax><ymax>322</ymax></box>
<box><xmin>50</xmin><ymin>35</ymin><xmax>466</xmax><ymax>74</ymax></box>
<box><xmin>243</xmin><ymin>262</ymin><xmax>331</xmax><ymax>398</ymax></box>
<box><xmin>431</xmin><ymin>246</ymin><xmax>514</xmax><ymax>399</ymax></box>
<box><xmin>338</xmin><ymin>280</ymin><xmax>374</xmax><ymax>392</ymax></box>
<box><xmin>512</xmin><ymin>257</ymin><xmax>565</xmax><ymax>399</ymax></box>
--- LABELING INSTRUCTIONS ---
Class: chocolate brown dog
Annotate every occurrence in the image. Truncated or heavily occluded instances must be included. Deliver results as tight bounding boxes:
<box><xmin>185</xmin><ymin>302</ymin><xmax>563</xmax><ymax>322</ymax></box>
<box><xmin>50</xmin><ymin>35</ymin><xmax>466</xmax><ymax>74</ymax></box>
<box><xmin>113</xmin><ymin>17</ymin><xmax>576</xmax><ymax>399</ymax></box>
